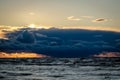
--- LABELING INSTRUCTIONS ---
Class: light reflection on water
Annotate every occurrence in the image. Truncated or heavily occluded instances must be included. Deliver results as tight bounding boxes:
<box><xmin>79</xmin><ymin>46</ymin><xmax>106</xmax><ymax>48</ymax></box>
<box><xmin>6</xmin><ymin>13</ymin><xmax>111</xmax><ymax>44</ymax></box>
<box><xmin>0</xmin><ymin>58</ymin><xmax>120</xmax><ymax>80</ymax></box>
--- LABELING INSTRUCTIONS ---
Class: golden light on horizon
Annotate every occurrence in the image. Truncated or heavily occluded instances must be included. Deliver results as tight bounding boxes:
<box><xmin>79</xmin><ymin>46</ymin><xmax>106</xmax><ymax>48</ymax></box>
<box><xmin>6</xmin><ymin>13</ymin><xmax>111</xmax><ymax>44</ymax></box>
<box><xmin>28</xmin><ymin>24</ymin><xmax>51</xmax><ymax>29</ymax></box>
<box><xmin>1</xmin><ymin>25</ymin><xmax>120</xmax><ymax>33</ymax></box>
<box><xmin>28</xmin><ymin>24</ymin><xmax>43</xmax><ymax>29</ymax></box>
<box><xmin>28</xmin><ymin>24</ymin><xmax>36</xmax><ymax>28</ymax></box>
<box><xmin>0</xmin><ymin>52</ymin><xmax>47</xmax><ymax>58</ymax></box>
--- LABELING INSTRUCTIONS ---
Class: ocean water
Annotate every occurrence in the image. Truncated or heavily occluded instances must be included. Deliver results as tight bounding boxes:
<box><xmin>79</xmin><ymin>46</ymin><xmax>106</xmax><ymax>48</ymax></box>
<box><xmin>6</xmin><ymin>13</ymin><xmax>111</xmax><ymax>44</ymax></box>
<box><xmin>0</xmin><ymin>58</ymin><xmax>120</xmax><ymax>80</ymax></box>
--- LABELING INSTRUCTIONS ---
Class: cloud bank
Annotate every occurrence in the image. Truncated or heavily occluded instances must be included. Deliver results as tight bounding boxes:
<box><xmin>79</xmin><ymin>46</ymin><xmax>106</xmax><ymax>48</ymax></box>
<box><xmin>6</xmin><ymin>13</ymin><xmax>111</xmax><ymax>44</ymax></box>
<box><xmin>0</xmin><ymin>27</ymin><xmax>120</xmax><ymax>57</ymax></box>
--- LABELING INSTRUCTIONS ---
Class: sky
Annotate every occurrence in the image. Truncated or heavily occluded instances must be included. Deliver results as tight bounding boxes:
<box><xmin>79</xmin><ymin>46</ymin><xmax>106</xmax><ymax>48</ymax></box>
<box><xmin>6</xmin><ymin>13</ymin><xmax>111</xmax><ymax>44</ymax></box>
<box><xmin>0</xmin><ymin>0</ymin><xmax>120</xmax><ymax>31</ymax></box>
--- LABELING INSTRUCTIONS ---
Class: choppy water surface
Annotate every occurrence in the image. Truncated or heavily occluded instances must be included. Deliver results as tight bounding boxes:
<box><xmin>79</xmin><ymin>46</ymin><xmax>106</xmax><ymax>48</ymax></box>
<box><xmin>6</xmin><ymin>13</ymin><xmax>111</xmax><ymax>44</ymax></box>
<box><xmin>0</xmin><ymin>58</ymin><xmax>120</xmax><ymax>80</ymax></box>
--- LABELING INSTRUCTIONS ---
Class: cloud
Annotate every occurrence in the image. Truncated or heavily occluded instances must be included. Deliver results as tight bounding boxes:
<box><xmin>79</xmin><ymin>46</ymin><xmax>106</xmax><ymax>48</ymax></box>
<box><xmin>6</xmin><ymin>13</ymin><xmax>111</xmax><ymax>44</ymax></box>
<box><xmin>0</xmin><ymin>52</ymin><xmax>47</xmax><ymax>58</ymax></box>
<box><xmin>81</xmin><ymin>16</ymin><xmax>93</xmax><ymax>18</ymax></box>
<box><xmin>0</xmin><ymin>28</ymin><xmax>120</xmax><ymax>57</ymax></box>
<box><xmin>16</xmin><ymin>30</ymin><xmax>36</xmax><ymax>44</ymax></box>
<box><xmin>35</xmin><ymin>33</ymin><xmax>47</xmax><ymax>38</ymax></box>
<box><xmin>67</xmin><ymin>16</ymin><xmax>81</xmax><ymax>21</ymax></box>
<box><xmin>94</xmin><ymin>52</ymin><xmax>120</xmax><ymax>57</ymax></box>
<box><xmin>92</xmin><ymin>18</ymin><xmax>108</xmax><ymax>22</ymax></box>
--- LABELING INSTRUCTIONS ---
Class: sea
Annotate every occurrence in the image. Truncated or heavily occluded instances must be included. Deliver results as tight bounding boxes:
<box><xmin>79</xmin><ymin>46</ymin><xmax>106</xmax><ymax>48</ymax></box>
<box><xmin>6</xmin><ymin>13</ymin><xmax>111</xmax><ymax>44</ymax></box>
<box><xmin>0</xmin><ymin>58</ymin><xmax>120</xmax><ymax>80</ymax></box>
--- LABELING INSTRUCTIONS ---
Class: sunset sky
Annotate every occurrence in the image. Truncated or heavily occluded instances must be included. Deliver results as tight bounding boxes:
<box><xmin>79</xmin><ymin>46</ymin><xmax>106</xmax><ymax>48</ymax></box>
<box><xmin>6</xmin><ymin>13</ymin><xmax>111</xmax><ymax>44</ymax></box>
<box><xmin>0</xmin><ymin>0</ymin><xmax>120</xmax><ymax>31</ymax></box>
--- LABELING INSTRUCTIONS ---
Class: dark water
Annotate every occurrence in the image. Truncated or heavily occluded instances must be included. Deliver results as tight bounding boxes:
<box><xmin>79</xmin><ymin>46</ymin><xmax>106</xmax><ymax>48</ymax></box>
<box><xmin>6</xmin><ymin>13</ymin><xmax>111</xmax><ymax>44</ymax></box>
<box><xmin>0</xmin><ymin>58</ymin><xmax>120</xmax><ymax>80</ymax></box>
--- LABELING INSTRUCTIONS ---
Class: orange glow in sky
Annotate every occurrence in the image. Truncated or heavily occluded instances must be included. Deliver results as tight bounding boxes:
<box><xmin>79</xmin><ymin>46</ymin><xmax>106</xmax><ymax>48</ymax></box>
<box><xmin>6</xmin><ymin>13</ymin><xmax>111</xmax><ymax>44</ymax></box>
<box><xmin>0</xmin><ymin>31</ymin><xmax>7</xmax><ymax>39</ymax></box>
<box><xmin>94</xmin><ymin>52</ymin><xmax>120</xmax><ymax>58</ymax></box>
<box><xmin>0</xmin><ymin>52</ymin><xmax>47</xmax><ymax>58</ymax></box>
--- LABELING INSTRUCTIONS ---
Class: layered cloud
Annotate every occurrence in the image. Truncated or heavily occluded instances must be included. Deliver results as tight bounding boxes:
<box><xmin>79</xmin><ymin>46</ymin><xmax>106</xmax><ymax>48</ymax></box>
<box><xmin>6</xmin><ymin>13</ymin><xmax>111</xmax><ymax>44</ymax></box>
<box><xmin>16</xmin><ymin>30</ymin><xmax>36</xmax><ymax>44</ymax></box>
<box><xmin>67</xmin><ymin>16</ymin><xmax>81</xmax><ymax>21</ymax></box>
<box><xmin>94</xmin><ymin>52</ymin><xmax>120</xmax><ymax>57</ymax></box>
<box><xmin>0</xmin><ymin>27</ymin><xmax>120</xmax><ymax>57</ymax></box>
<box><xmin>92</xmin><ymin>18</ymin><xmax>108</xmax><ymax>22</ymax></box>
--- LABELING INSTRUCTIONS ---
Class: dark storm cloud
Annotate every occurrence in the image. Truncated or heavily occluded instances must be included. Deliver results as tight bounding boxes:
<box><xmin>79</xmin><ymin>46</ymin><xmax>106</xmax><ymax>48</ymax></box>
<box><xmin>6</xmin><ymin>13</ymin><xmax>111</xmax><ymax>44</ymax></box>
<box><xmin>0</xmin><ymin>28</ymin><xmax>120</xmax><ymax>57</ymax></box>
<box><xmin>16</xmin><ymin>30</ymin><xmax>36</xmax><ymax>44</ymax></box>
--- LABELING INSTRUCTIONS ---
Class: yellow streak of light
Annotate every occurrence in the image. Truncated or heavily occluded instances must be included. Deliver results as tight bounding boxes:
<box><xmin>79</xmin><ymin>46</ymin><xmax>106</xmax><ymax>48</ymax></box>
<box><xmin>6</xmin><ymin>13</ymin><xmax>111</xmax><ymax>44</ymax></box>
<box><xmin>60</xmin><ymin>26</ymin><xmax>120</xmax><ymax>32</ymax></box>
<box><xmin>28</xmin><ymin>24</ymin><xmax>50</xmax><ymax>29</ymax></box>
<box><xmin>0</xmin><ymin>52</ymin><xmax>47</xmax><ymax>58</ymax></box>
